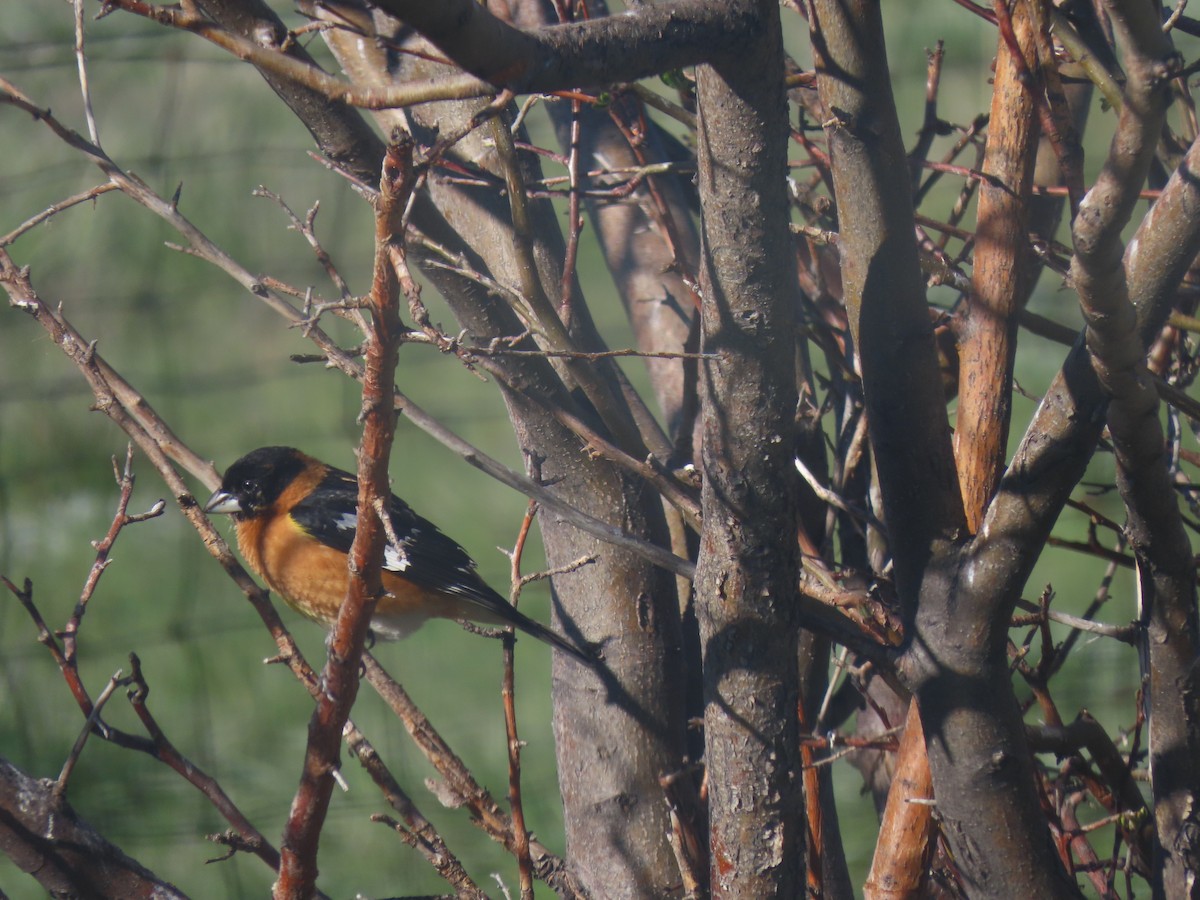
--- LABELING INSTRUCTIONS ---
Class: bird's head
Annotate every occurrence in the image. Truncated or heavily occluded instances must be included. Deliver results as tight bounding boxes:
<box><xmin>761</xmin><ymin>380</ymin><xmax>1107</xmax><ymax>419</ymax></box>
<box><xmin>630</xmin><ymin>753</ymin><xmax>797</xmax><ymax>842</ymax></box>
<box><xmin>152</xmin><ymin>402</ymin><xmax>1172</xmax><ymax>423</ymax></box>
<box><xmin>205</xmin><ymin>446</ymin><xmax>310</xmax><ymax>520</ymax></box>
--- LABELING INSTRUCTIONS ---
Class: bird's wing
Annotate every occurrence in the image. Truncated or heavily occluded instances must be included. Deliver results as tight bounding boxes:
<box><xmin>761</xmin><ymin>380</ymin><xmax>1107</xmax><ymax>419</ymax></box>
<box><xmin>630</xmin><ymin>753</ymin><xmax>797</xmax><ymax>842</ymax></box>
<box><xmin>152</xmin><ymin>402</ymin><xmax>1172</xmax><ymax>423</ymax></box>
<box><xmin>289</xmin><ymin>465</ymin><xmax>596</xmax><ymax>666</ymax></box>
<box><xmin>287</xmin><ymin>466</ymin><xmax>511</xmax><ymax>614</ymax></box>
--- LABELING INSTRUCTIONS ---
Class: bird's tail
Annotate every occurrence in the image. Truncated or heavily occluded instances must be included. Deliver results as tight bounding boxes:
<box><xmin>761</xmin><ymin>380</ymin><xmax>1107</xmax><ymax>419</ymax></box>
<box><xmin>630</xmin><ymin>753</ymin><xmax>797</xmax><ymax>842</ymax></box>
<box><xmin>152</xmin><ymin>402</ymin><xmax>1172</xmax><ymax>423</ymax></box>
<box><xmin>509</xmin><ymin>609</ymin><xmax>597</xmax><ymax>669</ymax></box>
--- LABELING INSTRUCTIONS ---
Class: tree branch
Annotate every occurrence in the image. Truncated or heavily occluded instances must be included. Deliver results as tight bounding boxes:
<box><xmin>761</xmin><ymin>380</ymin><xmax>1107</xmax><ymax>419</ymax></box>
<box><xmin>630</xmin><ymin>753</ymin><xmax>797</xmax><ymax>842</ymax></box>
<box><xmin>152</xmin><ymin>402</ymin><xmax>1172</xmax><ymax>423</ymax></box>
<box><xmin>808</xmin><ymin>0</ymin><xmax>966</xmax><ymax>601</ymax></box>
<box><xmin>1067</xmin><ymin>3</ymin><xmax>1198</xmax><ymax>891</ymax></box>
<box><xmin>106</xmin><ymin>0</ymin><xmax>493</xmax><ymax>111</ymax></box>
<box><xmin>362</xmin><ymin>654</ymin><xmax>587</xmax><ymax>898</ymax></box>
<box><xmin>194</xmin><ymin>0</ymin><xmax>385</xmax><ymax>183</ymax></box>
<box><xmin>275</xmin><ymin>139</ymin><xmax>413</xmax><ymax>897</ymax></box>
<box><xmin>370</xmin><ymin>0</ymin><xmax>761</xmax><ymax>92</ymax></box>
<box><xmin>809</xmin><ymin>1</ymin><xmax>1075</xmax><ymax>894</ymax></box>
<box><xmin>954</xmin><ymin>0</ymin><xmax>1043</xmax><ymax>531</ymax></box>
<box><xmin>0</xmin><ymin>755</ymin><xmax>185</xmax><ymax>898</ymax></box>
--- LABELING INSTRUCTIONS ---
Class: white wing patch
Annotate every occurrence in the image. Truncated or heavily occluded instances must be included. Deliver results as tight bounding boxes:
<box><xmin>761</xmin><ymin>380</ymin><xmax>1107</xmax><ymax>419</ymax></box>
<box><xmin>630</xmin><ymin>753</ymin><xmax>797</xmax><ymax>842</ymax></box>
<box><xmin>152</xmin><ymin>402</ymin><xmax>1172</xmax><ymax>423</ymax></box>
<box><xmin>384</xmin><ymin>542</ymin><xmax>410</xmax><ymax>572</ymax></box>
<box><xmin>332</xmin><ymin>509</ymin><xmax>411</xmax><ymax>572</ymax></box>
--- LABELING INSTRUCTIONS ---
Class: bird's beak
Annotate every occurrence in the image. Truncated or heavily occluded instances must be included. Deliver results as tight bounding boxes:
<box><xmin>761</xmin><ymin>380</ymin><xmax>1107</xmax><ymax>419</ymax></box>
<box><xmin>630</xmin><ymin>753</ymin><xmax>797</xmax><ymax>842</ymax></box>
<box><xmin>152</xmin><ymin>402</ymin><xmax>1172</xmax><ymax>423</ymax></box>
<box><xmin>204</xmin><ymin>490</ymin><xmax>242</xmax><ymax>515</ymax></box>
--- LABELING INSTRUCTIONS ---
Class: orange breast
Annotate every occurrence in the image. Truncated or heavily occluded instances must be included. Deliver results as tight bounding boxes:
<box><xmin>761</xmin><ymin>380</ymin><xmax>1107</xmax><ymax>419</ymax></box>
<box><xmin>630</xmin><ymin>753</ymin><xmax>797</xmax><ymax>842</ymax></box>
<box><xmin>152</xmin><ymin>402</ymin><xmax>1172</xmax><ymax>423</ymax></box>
<box><xmin>235</xmin><ymin>513</ymin><xmax>494</xmax><ymax>640</ymax></box>
<box><xmin>237</xmin><ymin>513</ymin><xmax>347</xmax><ymax>627</ymax></box>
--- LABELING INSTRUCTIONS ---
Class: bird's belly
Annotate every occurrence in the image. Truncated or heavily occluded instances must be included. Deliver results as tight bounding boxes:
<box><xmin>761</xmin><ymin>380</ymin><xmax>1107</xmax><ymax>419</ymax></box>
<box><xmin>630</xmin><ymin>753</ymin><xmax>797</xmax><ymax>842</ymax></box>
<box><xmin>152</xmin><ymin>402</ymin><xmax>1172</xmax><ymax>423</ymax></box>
<box><xmin>261</xmin><ymin>530</ymin><xmax>352</xmax><ymax>628</ymax></box>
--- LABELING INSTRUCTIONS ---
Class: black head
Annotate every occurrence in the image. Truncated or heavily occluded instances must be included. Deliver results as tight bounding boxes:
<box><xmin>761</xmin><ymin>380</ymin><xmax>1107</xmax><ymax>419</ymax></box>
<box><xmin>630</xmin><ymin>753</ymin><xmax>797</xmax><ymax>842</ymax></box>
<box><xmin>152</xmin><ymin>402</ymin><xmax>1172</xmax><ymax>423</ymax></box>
<box><xmin>205</xmin><ymin>446</ymin><xmax>309</xmax><ymax>520</ymax></box>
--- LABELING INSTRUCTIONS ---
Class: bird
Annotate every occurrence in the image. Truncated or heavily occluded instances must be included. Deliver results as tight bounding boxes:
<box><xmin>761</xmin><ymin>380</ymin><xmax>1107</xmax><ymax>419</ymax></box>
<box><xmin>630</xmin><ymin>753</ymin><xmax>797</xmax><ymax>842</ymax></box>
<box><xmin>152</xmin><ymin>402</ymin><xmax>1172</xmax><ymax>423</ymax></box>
<box><xmin>204</xmin><ymin>446</ymin><xmax>593</xmax><ymax>666</ymax></box>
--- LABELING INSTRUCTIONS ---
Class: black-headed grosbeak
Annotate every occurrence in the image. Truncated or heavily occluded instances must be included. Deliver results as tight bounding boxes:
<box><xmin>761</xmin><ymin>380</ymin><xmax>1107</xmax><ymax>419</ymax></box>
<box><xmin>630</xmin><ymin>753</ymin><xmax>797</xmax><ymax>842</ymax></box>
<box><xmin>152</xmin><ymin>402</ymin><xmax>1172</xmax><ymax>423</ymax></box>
<box><xmin>204</xmin><ymin>446</ymin><xmax>592</xmax><ymax>666</ymax></box>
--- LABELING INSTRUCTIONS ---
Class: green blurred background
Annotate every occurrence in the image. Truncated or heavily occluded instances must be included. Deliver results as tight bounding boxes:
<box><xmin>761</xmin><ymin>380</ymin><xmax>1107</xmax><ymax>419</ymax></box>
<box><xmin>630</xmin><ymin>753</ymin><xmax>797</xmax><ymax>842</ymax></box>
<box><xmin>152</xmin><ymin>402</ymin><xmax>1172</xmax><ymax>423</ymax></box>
<box><xmin>0</xmin><ymin>3</ymin><xmax>1143</xmax><ymax>897</ymax></box>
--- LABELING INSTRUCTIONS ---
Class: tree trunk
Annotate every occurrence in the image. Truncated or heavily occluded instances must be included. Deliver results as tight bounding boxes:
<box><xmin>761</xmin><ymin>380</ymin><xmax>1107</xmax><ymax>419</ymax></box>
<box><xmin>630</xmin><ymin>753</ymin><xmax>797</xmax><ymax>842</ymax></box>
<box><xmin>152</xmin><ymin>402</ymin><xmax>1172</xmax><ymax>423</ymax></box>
<box><xmin>693</xmin><ymin>2</ymin><xmax>805</xmax><ymax>895</ymax></box>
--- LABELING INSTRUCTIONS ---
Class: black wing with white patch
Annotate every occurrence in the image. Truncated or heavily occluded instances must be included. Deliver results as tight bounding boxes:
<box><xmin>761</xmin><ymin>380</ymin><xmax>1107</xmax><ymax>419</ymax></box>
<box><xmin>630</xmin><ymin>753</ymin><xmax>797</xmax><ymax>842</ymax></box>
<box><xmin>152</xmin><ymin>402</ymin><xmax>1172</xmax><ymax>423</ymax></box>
<box><xmin>287</xmin><ymin>465</ymin><xmax>507</xmax><ymax>609</ymax></box>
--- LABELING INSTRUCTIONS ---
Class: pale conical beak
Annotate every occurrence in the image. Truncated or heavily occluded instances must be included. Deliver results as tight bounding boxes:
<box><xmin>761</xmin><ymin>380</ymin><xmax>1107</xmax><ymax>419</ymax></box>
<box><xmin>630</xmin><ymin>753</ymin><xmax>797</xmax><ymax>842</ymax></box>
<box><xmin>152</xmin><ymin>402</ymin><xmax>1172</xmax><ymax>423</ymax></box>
<box><xmin>204</xmin><ymin>490</ymin><xmax>242</xmax><ymax>515</ymax></box>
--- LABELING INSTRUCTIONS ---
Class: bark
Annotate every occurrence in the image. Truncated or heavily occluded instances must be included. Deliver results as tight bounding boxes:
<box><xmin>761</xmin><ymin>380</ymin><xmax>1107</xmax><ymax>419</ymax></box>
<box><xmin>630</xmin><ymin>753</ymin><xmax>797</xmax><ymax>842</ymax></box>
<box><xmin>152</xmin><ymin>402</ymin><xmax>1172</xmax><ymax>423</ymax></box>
<box><xmin>863</xmin><ymin>702</ymin><xmax>934</xmax><ymax>900</ymax></box>
<box><xmin>692</xmin><ymin>2</ymin><xmax>804</xmax><ymax>896</ymax></box>
<box><xmin>798</xmin><ymin>631</ymin><xmax>855</xmax><ymax>900</ymax></box>
<box><xmin>809</xmin><ymin>1</ymin><xmax>1076</xmax><ymax>895</ymax></box>
<box><xmin>22</xmin><ymin>1</ymin><xmax>1200</xmax><ymax>896</ymax></box>
<box><xmin>0</xmin><ymin>755</ymin><xmax>186</xmax><ymax>899</ymax></box>
<box><xmin>953</xmin><ymin>0</ymin><xmax>1042</xmax><ymax>531</ymax></box>
<box><xmin>871</xmin><ymin>8</ymin><xmax>1048</xmax><ymax>894</ymax></box>
<box><xmin>369</xmin><ymin>0</ymin><xmax>760</xmax><ymax>93</ymax></box>
<box><xmin>807</xmin><ymin>0</ymin><xmax>965</xmax><ymax>595</ymax></box>
<box><xmin>195</xmin><ymin>0</ymin><xmax>384</xmax><ymax>184</ymax></box>
<box><xmin>320</xmin><ymin>13</ymin><xmax>690</xmax><ymax>895</ymax></box>
<box><xmin>1069</xmin><ymin>5</ymin><xmax>1198</xmax><ymax>891</ymax></box>
<box><xmin>926</xmin><ymin>13</ymin><xmax>1200</xmax><ymax>889</ymax></box>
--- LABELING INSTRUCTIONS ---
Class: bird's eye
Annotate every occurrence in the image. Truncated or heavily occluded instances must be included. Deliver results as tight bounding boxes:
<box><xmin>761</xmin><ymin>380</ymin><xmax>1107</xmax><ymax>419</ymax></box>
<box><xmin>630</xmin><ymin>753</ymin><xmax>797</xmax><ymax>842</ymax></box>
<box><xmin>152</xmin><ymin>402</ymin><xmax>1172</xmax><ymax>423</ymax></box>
<box><xmin>241</xmin><ymin>479</ymin><xmax>257</xmax><ymax>494</ymax></box>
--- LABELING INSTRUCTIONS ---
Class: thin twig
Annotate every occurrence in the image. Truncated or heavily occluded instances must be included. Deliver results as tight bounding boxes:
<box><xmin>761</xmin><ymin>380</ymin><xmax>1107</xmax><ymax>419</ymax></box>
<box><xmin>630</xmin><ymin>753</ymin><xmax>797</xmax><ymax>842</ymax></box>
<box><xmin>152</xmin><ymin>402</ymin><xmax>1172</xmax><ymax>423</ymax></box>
<box><xmin>504</xmin><ymin>502</ymin><xmax>539</xmax><ymax>900</ymax></box>
<box><xmin>628</xmin><ymin>83</ymin><xmax>697</xmax><ymax>130</ymax></box>
<box><xmin>73</xmin><ymin>0</ymin><xmax>99</xmax><ymax>145</ymax></box>
<box><xmin>63</xmin><ymin>446</ymin><xmax>165</xmax><ymax>666</ymax></box>
<box><xmin>103</xmin><ymin>0</ymin><xmax>493</xmax><ymax>109</ymax></box>
<box><xmin>477</xmin><ymin>344</ymin><xmax>717</xmax><ymax>361</ymax></box>
<box><xmin>55</xmin><ymin>668</ymin><xmax>125</xmax><ymax>798</ymax></box>
<box><xmin>559</xmin><ymin>96</ymin><xmax>584</xmax><ymax>330</ymax></box>
<box><xmin>0</xmin><ymin>183</ymin><xmax>120</xmax><ymax>247</ymax></box>
<box><xmin>125</xmin><ymin>653</ymin><xmax>286</xmax><ymax>873</ymax></box>
<box><xmin>362</xmin><ymin>653</ymin><xmax>587</xmax><ymax>897</ymax></box>
<box><xmin>795</xmin><ymin>455</ymin><xmax>886</xmax><ymax>533</ymax></box>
